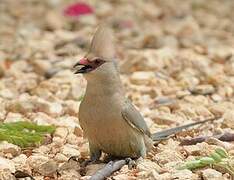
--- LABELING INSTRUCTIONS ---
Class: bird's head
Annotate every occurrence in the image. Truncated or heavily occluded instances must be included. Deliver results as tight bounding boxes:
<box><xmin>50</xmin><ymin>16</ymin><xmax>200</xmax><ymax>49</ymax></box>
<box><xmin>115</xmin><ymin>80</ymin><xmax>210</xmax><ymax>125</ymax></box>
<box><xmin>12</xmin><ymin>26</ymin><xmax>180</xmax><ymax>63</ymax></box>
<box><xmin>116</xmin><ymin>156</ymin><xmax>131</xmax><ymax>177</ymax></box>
<box><xmin>73</xmin><ymin>25</ymin><xmax>116</xmax><ymax>75</ymax></box>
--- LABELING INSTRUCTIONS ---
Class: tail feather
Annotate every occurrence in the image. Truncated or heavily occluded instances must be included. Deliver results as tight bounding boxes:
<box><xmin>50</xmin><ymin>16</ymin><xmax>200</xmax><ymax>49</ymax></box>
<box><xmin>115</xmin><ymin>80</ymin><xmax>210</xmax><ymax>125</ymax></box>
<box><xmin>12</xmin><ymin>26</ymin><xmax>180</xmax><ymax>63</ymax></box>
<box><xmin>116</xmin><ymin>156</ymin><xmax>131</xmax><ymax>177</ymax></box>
<box><xmin>151</xmin><ymin>116</ymin><xmax>221</xmax><ymax>142</ymax></box>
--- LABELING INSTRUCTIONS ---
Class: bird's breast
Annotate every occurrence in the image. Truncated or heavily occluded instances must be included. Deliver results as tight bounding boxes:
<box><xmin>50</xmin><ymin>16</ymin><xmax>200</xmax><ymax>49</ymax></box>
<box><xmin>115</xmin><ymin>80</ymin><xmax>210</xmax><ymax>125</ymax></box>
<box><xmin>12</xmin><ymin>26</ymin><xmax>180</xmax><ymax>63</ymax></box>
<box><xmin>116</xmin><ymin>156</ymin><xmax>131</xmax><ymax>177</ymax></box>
<box><xmin>79</xmin><ymin>94</ymin><xmax>123</xmax><ymax>133</ymax></box>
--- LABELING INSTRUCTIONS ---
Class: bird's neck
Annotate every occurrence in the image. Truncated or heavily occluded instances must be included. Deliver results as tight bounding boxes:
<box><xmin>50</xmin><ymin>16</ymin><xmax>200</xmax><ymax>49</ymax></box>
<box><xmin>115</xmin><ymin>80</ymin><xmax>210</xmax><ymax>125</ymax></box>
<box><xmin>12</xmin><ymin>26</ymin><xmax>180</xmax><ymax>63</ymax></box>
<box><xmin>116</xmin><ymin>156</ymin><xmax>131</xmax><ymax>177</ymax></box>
<box><xmin>85</xmin><ymin>62</ymin><xmax>125</xmax><ymax>97</ymax></box>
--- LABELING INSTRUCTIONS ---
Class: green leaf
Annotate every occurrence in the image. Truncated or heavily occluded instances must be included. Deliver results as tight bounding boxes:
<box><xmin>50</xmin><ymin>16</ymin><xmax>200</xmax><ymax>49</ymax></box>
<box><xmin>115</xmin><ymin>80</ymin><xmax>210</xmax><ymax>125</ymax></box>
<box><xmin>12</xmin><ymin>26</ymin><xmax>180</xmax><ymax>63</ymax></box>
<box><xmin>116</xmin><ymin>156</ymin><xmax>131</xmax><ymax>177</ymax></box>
<box><xmin>215</xmin><ymin>148</ymin><xmax>229</xmax><ymax>158</ymax></box>
<box><xmin>178</xmin><ymin>148</ymin><xmax>231</xmax><ymax>172</ymax></box>
<box><xmin>210</xmin><ymin>152</ymin><xmax>222</xmax><ymax>162</ymax></box>
<box><xmin>0</xmin><ymin>121</ymin><xmax>55</xmax><ymax>147</ymax></box>
<box><xmin>200</xmin><ymin>157</ymin><xmax>215</xmax><ymax>165</ymax></box>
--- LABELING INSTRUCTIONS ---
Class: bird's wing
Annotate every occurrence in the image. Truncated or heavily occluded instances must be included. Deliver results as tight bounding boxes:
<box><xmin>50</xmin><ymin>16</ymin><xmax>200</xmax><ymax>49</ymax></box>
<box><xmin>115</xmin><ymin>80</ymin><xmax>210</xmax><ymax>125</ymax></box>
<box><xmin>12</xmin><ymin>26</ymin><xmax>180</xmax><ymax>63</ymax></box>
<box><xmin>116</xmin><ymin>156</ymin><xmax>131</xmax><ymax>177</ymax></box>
<box><xmin>121</xmin><ymin>99</ymin><xmax>151</xmax><ymax>137</ymax></box>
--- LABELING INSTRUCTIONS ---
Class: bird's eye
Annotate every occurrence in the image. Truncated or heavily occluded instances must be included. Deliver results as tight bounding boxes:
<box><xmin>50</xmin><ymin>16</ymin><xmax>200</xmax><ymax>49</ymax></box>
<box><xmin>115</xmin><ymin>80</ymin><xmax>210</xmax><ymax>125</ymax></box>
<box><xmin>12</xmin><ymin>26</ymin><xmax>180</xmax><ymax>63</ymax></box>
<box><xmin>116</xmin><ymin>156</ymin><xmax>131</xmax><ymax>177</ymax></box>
<box><xmin>94</xmin><ymin>59</ymin><xmax>100</xmax><ymax>64</ymax></box>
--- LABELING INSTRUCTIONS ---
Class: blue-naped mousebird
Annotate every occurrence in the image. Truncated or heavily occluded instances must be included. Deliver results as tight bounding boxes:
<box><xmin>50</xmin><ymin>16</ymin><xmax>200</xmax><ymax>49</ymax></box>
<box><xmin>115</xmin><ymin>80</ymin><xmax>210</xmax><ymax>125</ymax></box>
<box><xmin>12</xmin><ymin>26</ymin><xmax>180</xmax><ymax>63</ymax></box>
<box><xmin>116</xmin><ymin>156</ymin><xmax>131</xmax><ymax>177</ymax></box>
<box><xmin>73</xmin><ymin>25</ymin><xmax>217</xmax><ymax>162</ymax></box>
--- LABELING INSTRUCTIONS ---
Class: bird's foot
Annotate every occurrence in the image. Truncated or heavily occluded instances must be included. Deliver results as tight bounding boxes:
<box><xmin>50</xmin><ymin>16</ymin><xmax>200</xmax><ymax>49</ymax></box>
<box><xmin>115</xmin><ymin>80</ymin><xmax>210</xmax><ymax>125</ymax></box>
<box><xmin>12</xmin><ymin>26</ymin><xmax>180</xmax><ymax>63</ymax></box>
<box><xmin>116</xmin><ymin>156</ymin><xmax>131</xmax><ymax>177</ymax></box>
<box><xmin>103</xmin><ymin>155</ymin><xmax>119</xmax><ymax>163</ymax></box>
<box><xmin>125</xmin><ymin>158</ymin><xmax>137</xmax><ymax>169</ymax></box>
<box><xmin>68</xmin><ymin>156</ymin><xmax>101</xmax><ymax>167</ymax></box>
<box><xmin>68</xmin><ymin>156</ymin><xmax>81</xmax><ymax>163</ymax></box>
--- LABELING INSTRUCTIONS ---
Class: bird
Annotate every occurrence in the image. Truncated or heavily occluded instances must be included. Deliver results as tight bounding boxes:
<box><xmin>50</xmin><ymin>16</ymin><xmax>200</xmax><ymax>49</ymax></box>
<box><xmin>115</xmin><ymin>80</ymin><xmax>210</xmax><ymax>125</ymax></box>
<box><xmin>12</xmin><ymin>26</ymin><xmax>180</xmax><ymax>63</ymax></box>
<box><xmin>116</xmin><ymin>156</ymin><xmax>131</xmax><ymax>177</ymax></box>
<box><xmin>73</xmin><ymin>25</ymin><xmax>218</xmax><ymax>162</ymax></box>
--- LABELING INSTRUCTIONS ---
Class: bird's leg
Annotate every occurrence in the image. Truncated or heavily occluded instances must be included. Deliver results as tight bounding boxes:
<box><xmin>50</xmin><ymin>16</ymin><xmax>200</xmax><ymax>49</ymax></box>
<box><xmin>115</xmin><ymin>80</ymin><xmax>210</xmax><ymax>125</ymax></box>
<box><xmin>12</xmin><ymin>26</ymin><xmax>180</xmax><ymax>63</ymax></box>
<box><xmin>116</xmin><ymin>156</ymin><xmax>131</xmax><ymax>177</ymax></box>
<box><xmin>81</xmin><ymin>142</ymin><xmax>102</xmax><ymax>166</ymax></box>
<box><xmin>68</xmin><ymin>143</ymin><xmax>102</xmax><ymax>168</ymax></box>
<box><xmin>125</xmin><ymin>158</ymin><xmax>137</xmax><ymax>169</ymax></box>
<box><xmin>104</xmin><ymin>155</ymin><xmax>137</xmax><ymax>169</ymax></box>
<box><xmin>103</xmin><ymin>154</ymin><xmax>119</xmax><ymax>163</ymax></box>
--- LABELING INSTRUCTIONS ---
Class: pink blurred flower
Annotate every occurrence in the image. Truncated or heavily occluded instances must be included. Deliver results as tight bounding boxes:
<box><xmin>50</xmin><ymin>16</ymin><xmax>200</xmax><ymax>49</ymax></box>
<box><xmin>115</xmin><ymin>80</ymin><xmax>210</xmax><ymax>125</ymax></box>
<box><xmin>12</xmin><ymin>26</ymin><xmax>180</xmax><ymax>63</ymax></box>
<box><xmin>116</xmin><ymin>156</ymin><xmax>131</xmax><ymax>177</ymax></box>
<box><xmin>64</xmin><ymin>2</ymin><xmax>93</xmax><ymax>17</ymax></box>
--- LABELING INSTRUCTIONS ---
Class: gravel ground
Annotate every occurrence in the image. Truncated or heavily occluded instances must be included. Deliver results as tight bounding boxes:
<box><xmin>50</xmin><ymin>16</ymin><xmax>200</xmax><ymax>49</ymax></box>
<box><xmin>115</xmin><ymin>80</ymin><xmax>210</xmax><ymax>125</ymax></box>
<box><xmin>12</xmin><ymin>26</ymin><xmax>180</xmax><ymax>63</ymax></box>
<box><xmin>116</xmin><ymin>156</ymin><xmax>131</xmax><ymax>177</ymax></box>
<box><xmin>0</xmin><ymin>0</ymin><xmax>234</xmax><ymax>179</ymax></box>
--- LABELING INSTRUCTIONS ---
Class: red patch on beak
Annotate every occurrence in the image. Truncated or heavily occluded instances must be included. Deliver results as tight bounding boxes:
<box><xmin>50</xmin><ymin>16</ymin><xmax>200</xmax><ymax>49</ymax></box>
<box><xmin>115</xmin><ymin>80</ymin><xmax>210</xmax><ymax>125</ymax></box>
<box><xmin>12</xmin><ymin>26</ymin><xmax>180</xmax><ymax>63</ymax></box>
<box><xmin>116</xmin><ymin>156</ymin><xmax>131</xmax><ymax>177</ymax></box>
<box><xmin>78</xmin><ymin>58</ymin><xmax>90</xmax><ymax>65</ymax></box>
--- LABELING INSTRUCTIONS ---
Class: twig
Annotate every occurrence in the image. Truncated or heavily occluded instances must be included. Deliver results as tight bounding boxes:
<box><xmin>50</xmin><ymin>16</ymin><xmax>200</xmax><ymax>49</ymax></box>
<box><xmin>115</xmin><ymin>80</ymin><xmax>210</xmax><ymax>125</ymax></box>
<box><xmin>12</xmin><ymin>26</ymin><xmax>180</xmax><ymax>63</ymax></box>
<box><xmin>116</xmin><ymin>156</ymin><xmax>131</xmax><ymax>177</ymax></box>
<box><xmin>90</xmin><ymin>159</ymin><xmax>128</xmax><ymax>180</ymax></box>
<box><xmin>180</xmin><ymin>132</ymin><xmax>234</xmax><ymax>145</ymax></box>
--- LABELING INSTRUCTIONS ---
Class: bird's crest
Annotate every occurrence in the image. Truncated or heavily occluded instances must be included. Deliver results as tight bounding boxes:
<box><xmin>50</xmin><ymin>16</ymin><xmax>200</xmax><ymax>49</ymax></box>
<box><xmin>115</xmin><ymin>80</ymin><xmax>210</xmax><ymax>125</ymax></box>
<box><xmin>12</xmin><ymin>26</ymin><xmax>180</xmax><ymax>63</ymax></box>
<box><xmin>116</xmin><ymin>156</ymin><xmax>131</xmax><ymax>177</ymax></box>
<box><xmin>89</xmin><ymin>24</ymin><xmax>115</xmax><ymax>61</ymax></box>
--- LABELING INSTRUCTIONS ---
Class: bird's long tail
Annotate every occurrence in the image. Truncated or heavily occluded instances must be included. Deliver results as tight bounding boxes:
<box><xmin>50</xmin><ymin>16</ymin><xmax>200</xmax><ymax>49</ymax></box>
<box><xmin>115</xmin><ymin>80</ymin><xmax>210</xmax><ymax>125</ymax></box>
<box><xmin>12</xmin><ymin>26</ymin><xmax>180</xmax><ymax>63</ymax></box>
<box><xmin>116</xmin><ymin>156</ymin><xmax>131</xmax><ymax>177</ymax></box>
<box><xmin>151</xmin><ymin>116</ymin><xmax>221</xmax><ymax>142</ymax></box>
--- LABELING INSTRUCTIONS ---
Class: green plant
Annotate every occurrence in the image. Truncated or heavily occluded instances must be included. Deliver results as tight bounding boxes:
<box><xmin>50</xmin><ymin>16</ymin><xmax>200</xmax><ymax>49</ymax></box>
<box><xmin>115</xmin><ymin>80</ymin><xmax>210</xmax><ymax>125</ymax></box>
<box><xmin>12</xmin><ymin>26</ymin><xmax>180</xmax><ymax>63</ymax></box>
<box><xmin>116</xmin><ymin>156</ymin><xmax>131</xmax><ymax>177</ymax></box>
<box><xmin>178</xmin><ymin>148</ymin><xmax>234</xmax><ymax>175</ymax></box>
<box><xmin>0</xmin><ymin>121</ymin><xmax>55</xmax><ymax>147</ymax></box>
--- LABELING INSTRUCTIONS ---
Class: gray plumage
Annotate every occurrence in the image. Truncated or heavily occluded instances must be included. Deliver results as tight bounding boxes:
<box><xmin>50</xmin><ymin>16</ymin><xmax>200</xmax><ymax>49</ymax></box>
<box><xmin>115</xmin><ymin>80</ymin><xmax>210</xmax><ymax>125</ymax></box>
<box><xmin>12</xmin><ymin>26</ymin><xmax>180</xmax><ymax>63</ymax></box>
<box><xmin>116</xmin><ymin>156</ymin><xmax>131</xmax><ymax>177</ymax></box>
<box><xmin>75</xmin><ymin>25</ymin><xmax>215</xmax><ymax>161</ymax></box>
<box><xmin>78</xmin><ymin>25</ymin><xmax>152</xmax><ymax>160</ymax></box>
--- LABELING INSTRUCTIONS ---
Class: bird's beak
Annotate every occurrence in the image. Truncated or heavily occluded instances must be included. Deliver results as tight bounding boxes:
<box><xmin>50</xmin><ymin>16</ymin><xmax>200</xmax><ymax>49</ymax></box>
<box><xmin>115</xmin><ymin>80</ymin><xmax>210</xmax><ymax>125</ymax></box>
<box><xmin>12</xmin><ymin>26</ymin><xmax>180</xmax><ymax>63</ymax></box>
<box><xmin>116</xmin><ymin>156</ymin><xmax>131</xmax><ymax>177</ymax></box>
<box><xmin>73</xmin><ymin>58</ymin><xmax>93</xmax><ymax>74</ymax></box>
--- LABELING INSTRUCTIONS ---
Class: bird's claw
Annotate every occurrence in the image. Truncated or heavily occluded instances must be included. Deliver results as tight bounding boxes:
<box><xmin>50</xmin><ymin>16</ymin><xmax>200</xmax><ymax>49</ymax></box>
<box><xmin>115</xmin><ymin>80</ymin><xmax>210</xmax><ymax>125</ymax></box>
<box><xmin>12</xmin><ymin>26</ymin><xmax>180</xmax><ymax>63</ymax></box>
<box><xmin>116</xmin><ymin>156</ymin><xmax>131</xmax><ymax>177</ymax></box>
<box><xmin>68</xmin><ymin>156</ymin><xmax>81</xmax><ymax>163</ymax></box>
<box><xmin>125</xmin><ymin>158</ymin><xmax>137</xmax><ymax>169</ymax></box>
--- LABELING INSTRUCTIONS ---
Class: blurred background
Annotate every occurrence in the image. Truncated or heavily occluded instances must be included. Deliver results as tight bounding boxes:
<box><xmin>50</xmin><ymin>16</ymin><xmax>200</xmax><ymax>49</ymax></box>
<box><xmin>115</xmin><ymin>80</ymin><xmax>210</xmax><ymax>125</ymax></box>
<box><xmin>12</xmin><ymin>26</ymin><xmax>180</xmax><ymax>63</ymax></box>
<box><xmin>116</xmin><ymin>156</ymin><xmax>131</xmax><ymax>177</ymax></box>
<box><xmin>1</xmin><ymin>0</ymin><xmax>234</xmax><ymax>61</ymax></box>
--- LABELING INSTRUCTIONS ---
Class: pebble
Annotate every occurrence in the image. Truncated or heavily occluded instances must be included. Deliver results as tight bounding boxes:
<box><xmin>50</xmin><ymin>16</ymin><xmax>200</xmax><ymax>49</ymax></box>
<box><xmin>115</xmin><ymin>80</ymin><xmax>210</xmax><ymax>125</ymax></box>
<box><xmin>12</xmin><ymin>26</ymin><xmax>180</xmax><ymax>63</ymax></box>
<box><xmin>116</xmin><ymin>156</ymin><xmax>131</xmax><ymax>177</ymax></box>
<box><xmin>0</xmin><ymin>142</ymin><xmax>21</xmax><ymax>157</ymax></box>
<box><xmin>26</xmin><ymin>154</ymin><xmax>49</xmax><ymax>171</ymax></box>
<box><xmin>0</xmin><ymin>156</ymin><xmax>15</xmax><ymax>173</ymax></box>
<box><xmin>202</xmin><ymin>168</ymin><xmax>222</xmax><ymax>179</ymax></box>
<box><xmin>223</xmin><ymin>110</ymin><xmax>234</xmax><ymax>128</ymax></box>
<box><xmin>130</xmin><ymin>71</ymin><xmax>155</xmax><ymax>85</ymax></box>
<box><xmin>137</xmin><ymin>158</ymin><xmax>164</xmax><ymax>173</ymax></box>
<box><xmin>61</xmin><ymin>144</ymin><xmax>80</xmax><ymax>157</ymax></box>
<box><xmin>38</xmin><ymin>160</ymin><xmax>58</xmax><ymax>176</ymax></box>
<box><xmin>190</xmin><ymin>84</ymin><xmax>215</xmax><ymax>95</ymax></box>
<box><xmin>54</xmin><ymin>127</ymin><xmax>69</xmax><ymax>139</ymax></box>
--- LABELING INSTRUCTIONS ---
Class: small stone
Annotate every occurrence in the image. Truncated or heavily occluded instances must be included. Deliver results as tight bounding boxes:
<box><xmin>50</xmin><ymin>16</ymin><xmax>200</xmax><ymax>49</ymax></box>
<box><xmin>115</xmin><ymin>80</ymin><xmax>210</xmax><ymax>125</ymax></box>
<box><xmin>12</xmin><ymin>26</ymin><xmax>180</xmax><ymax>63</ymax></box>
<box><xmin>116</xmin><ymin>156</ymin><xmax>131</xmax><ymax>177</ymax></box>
<box><xmin>206</xmin><ymin>137</ymin><xmax>234</xmax><ymax>150</ymax></box>
<box><xmin>54</xmin><ymin>127</ymin><xmax>69</xmax><ymax>139</ymax></box>
<box><xmin>154</xmin><ymin>150</ymin><xmax>183</xmax><ymax>165</ymax></box>
<box><xmin>111</xmin><ymin>174</ymin><xmax>132</xmax><ymax>180</ymax></box>
<box><xmin>190</xmin><ymin>85</ymin><xmax>215</xmax><ymax>95</ymax></box>
<box><xmin>27</xmin><ymin>154</ymin><xmax>49</xmax><ymax>171</ymax></box>
<box><xmin>130</xmin><ymin>71</ymin><xmax>155</xmax><ymax>85</ymax></box>
<box><xmin>61</xmin><ymin>144</ymin><xmax>80</xmax><ymax>157</ymax></box>
<box><xmin>223</xmin><ymin>110</ymin><xmax>234</xmax><ymax>128</ymax></box>
<box><xmin>202</xmin><ymin>168</ymin><xmax>222</xmax><ymax>179</ymax></box>
<box><xmin>211</xmin><ymin>94</ymin><xmax>223</xmax><ymax>102</ymax></box>
<box><xmin>48</xmin><ymin>102</ymin><xmax>63</xmax><ymax>117</ymax></box>
<box><xmin>66</xmin><ymin>134</ymin><xmax>79</xmax><ymax>145</ymax></box>
<box><xmin>46</xmin><ymin>11</ymin><xmax>64</xmax><ymax>30</ymax></box>
<box><xmin>34</xmin><ymin>98</ymin><xmax>63</xmax><ymax>117</ymax></box>
<box><xmin>137</xmin><ymin>158</ymin><xmax>164</xmax><ymax>173</ymax></box>
<box><xmin>32</xmin><ymin>112</ymin><xmax>56</xmax><ymax>125</ymax></box>
<box><xmin>176</xmin><ymin>90</ymin><xmax>191</xmax><ymax>98</ymax></box>
<box><xmin>149</xmin><ymin>113</ymin><xmax>178</xmax><ymax>125</ymax></box>
<box><xmin>58</xmin><ymin>169</ymin><xmax>81</xmax><ymax>180</ymax></box>
<box><xmin>38</xmin><ymin>160</ymin><xmax>58</xmax><ymax>176</ymax></box>
<box><xmin>7</xmin><ymin>98</ymin><xmax>35</xmax><ymax>115</ymax></box>
<box><xmin>158</xmin><ymin>172</ymin><xmax>172</xmax><ymax>179</ymax></box>
<box><xmin>0</xmin><ymin>89</ymin><xmax>15</xmax><ymax>99</ymax></box>
<box><xmin>79</xmin><ymin>15</ymin><xmax>97</xmax><ymax>26</ymax></box>
<box><xmin>52</xmin><ymin>137</ymin><xmax>64</xmax><ymax>147</ymax></box>
<box><xmin>54</xmin><ymin>153</ymin><xmax>68</xmax><ymax>162</ymax></box>
<box><xmin>4</xmin><ymin>112</ymin><xmax>23</xmax><ymax>123</ymax></box>
<box><xmin>33</xmin><ymin>145</ymin><xmax>51</xmax><ymax>154</ymax></box>
<box><xmin>183</xmin><ymin>145</ymin><xmax>201</xmax><ymax>156</ymax></box>
<box><xmin>209</xmin><ymin>102</ymin><xmax>234</xmax><ymax>116</ymax></box>
<box><xmin>154</xmin><ymin>96</ymin><xmax>177</xmax><ymax>107</ymax></box>
<box><xmin>55</xmin><ymin>116</ymin><xmax>79</xmax><ymax>128</ymax></box>
<box><xmin>172</xmin><ymin>169</ymin><xmax>197</xmax><ymax>179</ymax></box>
<box><xmin>138</xmin><ymin>169</ymin><xmax>160</xmax><ymax>179</ymax></box>
<box><xmin>63</xmin><ymin>100</ymin><xmax>79</xmax><ymax>116</ymax></box>
<box><xmin>12</xmin><ymin>154</ymin><xmax>27</xmax><ymax>170</ymax></box>
<box><xmin>0</xmin><ymin>141</ymin><xmax>21</xmax><ymax>157</ymax></box>
<box><xmin>79</xmin><ymin>142</ymin><xmax>89</xmax><ymax>158</ymax></box>
<box><xmin>0</xmin><ymin>156</ymin><xmax>15</xmax><ymax>173</ymax></box>
<box><xmin>32</xmin><ymin>59</ymin><xmax>52</xmax><ymax>75</ymax></box>
<box><xmin>0</xmin><ymin>169</ymin><xmax>16</xmax><ymax>180</ymax></box>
